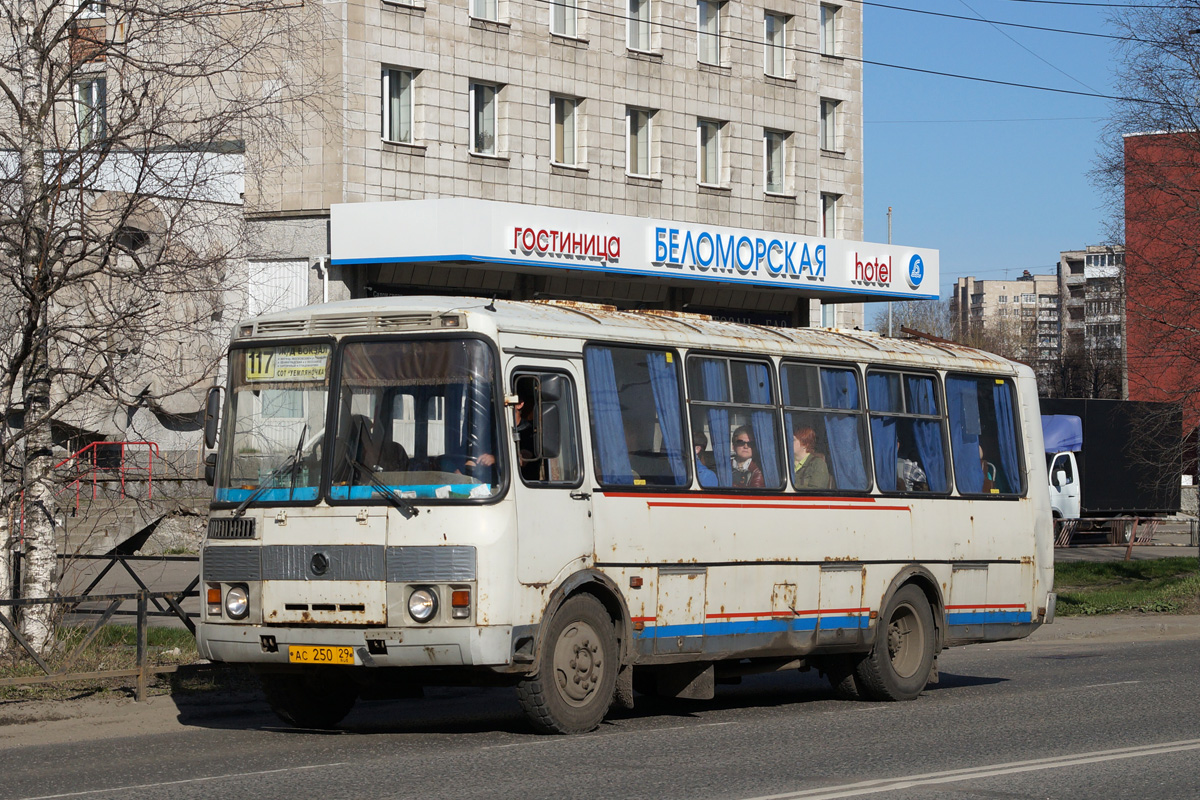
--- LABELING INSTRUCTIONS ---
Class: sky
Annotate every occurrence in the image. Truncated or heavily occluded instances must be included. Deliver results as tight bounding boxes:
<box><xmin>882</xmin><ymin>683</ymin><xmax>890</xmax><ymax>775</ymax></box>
<box><xmin>858</xmin><ymin>0</ymin><xmax>1124</xmax><ymax>310</ymax></box>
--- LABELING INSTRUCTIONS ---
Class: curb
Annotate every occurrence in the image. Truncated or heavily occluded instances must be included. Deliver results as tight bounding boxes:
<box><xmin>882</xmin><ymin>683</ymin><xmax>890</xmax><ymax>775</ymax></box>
<box><xmin>1028</xmin><ymin>613</ymin><xmax>1200</xmax><ymax>642</ymax></box>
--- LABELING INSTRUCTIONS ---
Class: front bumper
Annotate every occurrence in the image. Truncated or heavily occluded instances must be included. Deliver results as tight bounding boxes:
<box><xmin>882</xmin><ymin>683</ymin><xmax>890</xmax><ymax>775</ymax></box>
<box><xmin>197</xmin><ymin>622</ymin><xmax>515</xmax><ymax>668</ymax></box>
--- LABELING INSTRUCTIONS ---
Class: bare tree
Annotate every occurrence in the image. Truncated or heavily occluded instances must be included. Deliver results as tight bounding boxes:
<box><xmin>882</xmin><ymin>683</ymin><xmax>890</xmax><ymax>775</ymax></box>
<box><xmin>0</xmin><ymin>0</ymin><xmax>327</xmax><ymax>654</ymax></box>
<box><xmin>1091</xmin><ymin>4</ymin><xmax>1200</xmax><ymax>476</ymax></box>
<box><xmin>868</xmin><ymin>299</ymin><xmax>955</xmax><ymax>340</ymax></box>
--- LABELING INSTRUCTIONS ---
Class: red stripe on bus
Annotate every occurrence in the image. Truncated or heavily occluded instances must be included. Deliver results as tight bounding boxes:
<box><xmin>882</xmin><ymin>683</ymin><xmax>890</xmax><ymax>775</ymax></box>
<box><xmin>645</xmin><ymin>502</ymin><xmax>912</xmax><ymax>512</ymax></box>
<box><xmin>706</xmin><ymin>607</ymin><xmax>869</xmax><ymax>619</ymax></box>
<box><xmin>603</xmin><ymin>492</ymin><xmax>882</xmax><ymax>503</ymax></box>
<box><xmin>631</xmin><ymin>616</ymin><xmax>657</xmax><ymax>623</ymax></box>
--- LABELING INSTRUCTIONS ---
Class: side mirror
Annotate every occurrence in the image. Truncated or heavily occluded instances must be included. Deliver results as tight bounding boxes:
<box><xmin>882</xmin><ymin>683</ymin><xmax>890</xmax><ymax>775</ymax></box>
<box><xmin>204</xmin><ymin>453</ymin><xmax>218</xmax><ymax>486</ymax></box>
<box><xmin>1053</xmin><ymin>469</ymin><xmax>1067</xmax><ymax>488</ymax></box>
<box><xmin>203</xmin><ymin>387</ymin><xmax>222</xmax><ymax>450</ymax></box>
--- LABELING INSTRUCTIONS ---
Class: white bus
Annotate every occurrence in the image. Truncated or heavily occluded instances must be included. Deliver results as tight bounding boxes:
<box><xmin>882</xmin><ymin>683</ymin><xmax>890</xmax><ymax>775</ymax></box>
<box><xmin>197</xmin><ymin>296</ymin><xmax>1056</xmax><ymax>734</ymax></box>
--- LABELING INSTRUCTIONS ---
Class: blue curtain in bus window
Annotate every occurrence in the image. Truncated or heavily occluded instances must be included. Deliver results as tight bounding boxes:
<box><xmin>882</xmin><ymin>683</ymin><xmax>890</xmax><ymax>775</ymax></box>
<box><xmin>946</xmin><ymin>378</ymin><xmax>983</xmax><ymax>494</ymax></box>
<box><xmin>744</xmin><ymin>362</ymin><xmax>781</xmax><ymax>488</ymax></box>
<box><xmin>993</xmin><ymin>380</ymin><xmax>1021</xmax><ymax>494</ymax></box>
<box><xmin>906</xmin><ymin>375</ymin><xmax>947</xmax><ymax>492</ymax></box>
<box><xmin>647</xmin><ymin>352</ymin><xmax>687</xmax><ymax>485</ymax></box>
<box><xmin>584</xmin><ymin>347</ymin><xmax>634</xmax><ymax>485</ymax></box>
<box><xmin>867</xmin><ymin>373</ymin><xmax>898</xmax><ymax>491</ymax></box>
<box><xmin>701</xmin><ymin>359</ymin><xmax>733</xmax><ymax>487</ymax></box>
<box><xmin>820</xmin><ymin>368</ymin><xmax>868</xmax><ymax>491</ymax></box>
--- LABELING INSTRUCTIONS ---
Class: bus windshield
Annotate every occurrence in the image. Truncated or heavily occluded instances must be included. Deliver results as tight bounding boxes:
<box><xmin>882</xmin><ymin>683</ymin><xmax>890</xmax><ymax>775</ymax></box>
<box><xmin>329</xmin><ymin>338</ymin><xmax>502</xmax><ymax>501</ymax></box>
<box><xmin>215</xmin><ymin>342</ymin><xmax>332</xmax><ymax>504</ymax></box>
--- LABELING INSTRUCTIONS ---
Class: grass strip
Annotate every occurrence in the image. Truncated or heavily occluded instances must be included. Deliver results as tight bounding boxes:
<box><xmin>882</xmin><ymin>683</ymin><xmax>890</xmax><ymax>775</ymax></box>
<box><xmin>1055</xmin><ymin>557</ymin><xmax>1200</xmax><ymax>616</ymax></box>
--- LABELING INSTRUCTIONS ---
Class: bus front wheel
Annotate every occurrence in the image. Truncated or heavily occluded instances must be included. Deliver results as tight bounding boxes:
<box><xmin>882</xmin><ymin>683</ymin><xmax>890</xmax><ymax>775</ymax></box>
<box><xmin>855</xmin><ymin>585</ymin><xmax>935</xmax><ymax>701</ymax></box>
<box><xmin>261</xmin><ymin>670</ymin><xmax>358</xmax><ymax>729</ymax></box>
<box><xmin>517</xmin><ymin>594</ymin><xmax>619</xmax><ymax>734</ymax></box>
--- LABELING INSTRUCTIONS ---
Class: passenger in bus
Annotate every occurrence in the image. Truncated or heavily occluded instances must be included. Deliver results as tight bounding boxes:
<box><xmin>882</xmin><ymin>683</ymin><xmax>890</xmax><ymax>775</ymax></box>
<box><xmin>730</xmin><ymin>425</ymin><xmax>765</xmax><ymax>489</ymax></box>
<box><xmin>897</xmin><ymin>457</ymin><xmax>927</xmax><ymax>492</ymax></box>
<box><xmin>792</xmin><ymin>426</ymin><xmax>831</xmax><ymax>490</ymax></box>
<box><xmin>693</xmin><ymin>431</ymin><xmax>718</xmax><ymax>488</ymax></box>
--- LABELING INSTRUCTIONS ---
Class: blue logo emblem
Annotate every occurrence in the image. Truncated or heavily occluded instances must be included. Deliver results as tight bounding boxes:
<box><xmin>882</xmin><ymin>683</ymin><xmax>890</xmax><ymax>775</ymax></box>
<box><xmin>907</xmin><ymin>254</ymin><xmax>925</xmax><ymax>289</ymax></box>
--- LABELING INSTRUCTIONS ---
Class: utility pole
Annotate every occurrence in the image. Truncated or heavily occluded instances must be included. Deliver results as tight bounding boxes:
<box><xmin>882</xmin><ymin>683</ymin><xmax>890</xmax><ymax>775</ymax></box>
<box><xmin>887</xmin><ymin>207</ymin><xmax>893</xmax><ymax>337</ymax></box>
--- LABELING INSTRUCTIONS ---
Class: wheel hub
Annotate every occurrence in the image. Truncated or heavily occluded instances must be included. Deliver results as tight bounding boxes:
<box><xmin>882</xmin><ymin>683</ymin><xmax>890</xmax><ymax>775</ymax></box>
<box><xmin>553</xmin><ymin>621</ymin><xmax>604</xmax><ymax>705</ymax></box>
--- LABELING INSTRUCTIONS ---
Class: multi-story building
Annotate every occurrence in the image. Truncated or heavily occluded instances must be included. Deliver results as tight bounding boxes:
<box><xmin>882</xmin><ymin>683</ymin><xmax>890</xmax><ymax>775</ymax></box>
<box><xmin>244</xmin><ymin>0</ymin><xmax>941</xmax><ymax>330</ymax></box>
<box><xmin>950</xmin><ymin>271</ymin><xmax>1059</xmax><ymax>388</ymax></box>
<box><xmin>1058</xmin><ymin>245</ymin><xmax>1125</xmax><ymax>358</ymax></box>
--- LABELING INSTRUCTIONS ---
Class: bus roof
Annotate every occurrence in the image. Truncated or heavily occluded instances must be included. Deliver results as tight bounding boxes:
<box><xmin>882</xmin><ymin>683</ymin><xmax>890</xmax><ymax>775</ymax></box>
<box><xmin>241</xmin><ymin>295</ymin><xmax>1024</xmax><ymax>376</ymax></box>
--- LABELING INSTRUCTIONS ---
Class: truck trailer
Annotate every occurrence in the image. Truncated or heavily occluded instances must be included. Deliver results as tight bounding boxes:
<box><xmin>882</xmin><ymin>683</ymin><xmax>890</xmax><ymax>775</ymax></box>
<box><xmin>1040</xmin><ymin>398</ymin><xmax>1182</xmax><ymax>520</ymax></box>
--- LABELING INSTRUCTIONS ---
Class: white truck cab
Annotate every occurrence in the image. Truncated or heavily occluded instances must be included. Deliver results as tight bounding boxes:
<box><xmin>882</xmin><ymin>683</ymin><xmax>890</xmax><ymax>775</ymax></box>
<box><xmin>1042</xmin><ymin>415</ymin><xmax>1083</xmax><ymax>520</ymax></box>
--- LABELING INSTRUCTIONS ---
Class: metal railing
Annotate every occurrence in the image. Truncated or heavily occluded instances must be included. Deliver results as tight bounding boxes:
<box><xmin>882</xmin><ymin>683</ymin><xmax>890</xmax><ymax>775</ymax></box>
<box><xmin>0</xmin><ymin>588</ymin><xmax>198</xmax><ymax>700</ymax></box>
<box><xmin>52</xmin><ymin>440</ymin><xmax>160</xmax><ymax>513</ymax></box>
<box><xmin>1054</xmin><ymin>517</ymin><xmax>1199</xmax><ymax>560</ymax></box>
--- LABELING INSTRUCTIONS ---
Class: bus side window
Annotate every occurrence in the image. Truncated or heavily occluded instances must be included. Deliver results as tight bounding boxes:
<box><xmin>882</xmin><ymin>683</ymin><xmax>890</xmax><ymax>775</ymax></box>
<box><xmin>512</xmin><ymin>371</ymin><xmax>583</xmax><ymax>486</ymax></box>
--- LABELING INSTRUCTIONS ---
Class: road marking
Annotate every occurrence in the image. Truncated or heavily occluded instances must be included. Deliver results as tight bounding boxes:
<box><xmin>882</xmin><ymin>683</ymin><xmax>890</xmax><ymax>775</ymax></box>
<box><xmin>18</xmin><ymin>762</ymin><xmax>350</xmax><ymax>800</ymax></box>
<box><xmin>741</xmin><ymin>739</ymin><xmax>1200</xmax><ymax>800</ymax></box>
<box><xmin>1080</xmin><ymin>680</ymin><xmax>1141</xmax><ymax>689</ymax></box>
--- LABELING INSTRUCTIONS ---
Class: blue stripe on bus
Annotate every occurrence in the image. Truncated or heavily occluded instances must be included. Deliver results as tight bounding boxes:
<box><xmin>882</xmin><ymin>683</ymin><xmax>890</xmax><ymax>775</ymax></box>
<box><xmin>946</xmin><ymin>610</ymin><xmax>1032</xmax><ymax>625</ymax></box>
<box><xmin>636</xmin><ymin>615</ymin><xmax>869</xmax><ymax>639</ymax></box>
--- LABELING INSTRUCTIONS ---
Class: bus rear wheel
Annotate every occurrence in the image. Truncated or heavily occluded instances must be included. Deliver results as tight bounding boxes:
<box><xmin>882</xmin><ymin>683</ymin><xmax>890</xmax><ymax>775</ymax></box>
<box><xmin>261</xmin><ymin>670</ymin><xmax>358</xmax><ymax>729</ymax></box>
<box><xmin>855</xmin><ymin>585</ymin><xmax>935</xmax><ymax>701</ymax></box>
<box><xmin>517</xmin><ymin>594</ymin><xmax>618</xmax><ymax>734</ymax></box>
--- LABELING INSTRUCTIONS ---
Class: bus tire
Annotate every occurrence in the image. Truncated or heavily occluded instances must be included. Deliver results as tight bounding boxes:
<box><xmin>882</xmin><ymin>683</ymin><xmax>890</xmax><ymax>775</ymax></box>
<box><xmin>516</xmin><ymin>594</ymin><xmax>618</xmax><ymax>734</ymax></box>
<box><xmin>823</xmin><ymin>655</ymin><xmax>864</xmax><ymax>700</ymax></box>
<box><xmin>261</xmin><ymin>670</ymin><xmax>358</xmax><ymax>729</ymax></box>
<box><xmin>855</xmin><ymin>584</ymin><xmax>935</xmax><ymax>702</ymax></box>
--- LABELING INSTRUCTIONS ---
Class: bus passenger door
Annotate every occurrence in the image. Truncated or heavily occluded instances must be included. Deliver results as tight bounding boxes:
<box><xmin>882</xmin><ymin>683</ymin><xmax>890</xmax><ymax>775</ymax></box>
<box><xmin>511</xmin><ymin>368</ymin><xmax>593</xmax><ymax>585</ymax></box>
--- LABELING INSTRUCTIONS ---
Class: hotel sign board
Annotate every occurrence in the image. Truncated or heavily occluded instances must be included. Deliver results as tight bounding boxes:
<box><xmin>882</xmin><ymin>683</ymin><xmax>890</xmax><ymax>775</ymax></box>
<box><xmin>331</xmin><ymin>198</ymin><xmax>938</xmax><ymax>301</ymax></box>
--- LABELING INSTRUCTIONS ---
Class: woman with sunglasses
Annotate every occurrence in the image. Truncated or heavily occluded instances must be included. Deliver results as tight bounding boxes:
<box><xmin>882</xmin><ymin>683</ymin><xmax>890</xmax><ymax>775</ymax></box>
<box><xmin>730</xmin><ymin>424</ymin><xmax>765</xmax><ymax>489</ymax></box>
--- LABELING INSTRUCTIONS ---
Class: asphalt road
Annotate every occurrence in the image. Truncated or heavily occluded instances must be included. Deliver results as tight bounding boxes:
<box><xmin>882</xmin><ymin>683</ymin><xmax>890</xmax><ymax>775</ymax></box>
<box><xmin>1</xmin><ymin>622</ymin><xmax>1197</xmax><ymax>800</ymax></box>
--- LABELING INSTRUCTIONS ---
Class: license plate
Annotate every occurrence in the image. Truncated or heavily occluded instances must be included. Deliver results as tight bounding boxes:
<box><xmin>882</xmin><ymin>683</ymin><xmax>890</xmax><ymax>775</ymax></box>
<box><xmin>288</xmin><ymin>645</ymin><xmax>355</xmax><ymax>665</ymax></box>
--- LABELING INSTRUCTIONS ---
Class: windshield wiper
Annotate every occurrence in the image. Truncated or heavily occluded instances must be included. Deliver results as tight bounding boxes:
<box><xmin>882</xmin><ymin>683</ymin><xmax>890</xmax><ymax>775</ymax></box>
<box><xmin>344</xmin><ymin>453</ymin><xmax>420</xmax><ymax>518</ymax></box>
<box><xmin>233</xmin><ymin>426</ymin><xmax>309</xmax><ymax>517</ymax></box>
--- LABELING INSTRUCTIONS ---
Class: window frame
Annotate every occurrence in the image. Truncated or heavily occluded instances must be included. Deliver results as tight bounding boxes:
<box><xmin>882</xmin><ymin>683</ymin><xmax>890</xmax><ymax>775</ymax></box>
<box><xmin>819</xmin><ymin>98</ymin><xmax>838</xmax><ymax>151</ymax></box>
<box><xmin>697</xmin><ymin>118</ymin><xmax>721</xmax><ymax>187</ymax></box>
<box><xmin>626</xmin><ymin>107</ymin><xmax>652</xmax><ymax>177</ymax></box>
<box><xmin>819</xmin><ymin>3</ymin><xmax>838</xmax><ymax>56</ymax></box>
<box><xmin>821</xmin><ymin>192</ymin><xmax>839</xmax><ymax>237</ymax></box>
<box><xmin>510</xmin><ymin>368</ymin><xmax>586</xmax><ymax>489</ymax></box>
<box><xmin>75</xmin><ymin>75</ymin><xmax>106</xmax><ymax>145</ymax></box>
<box><xmin>471</xmin><ymin>0</ymin><xmax>498</xmax><ymax>22</ymax></box>
<box><xmin>764</xmin><ymin>12</ymin><xmax>787</xmax><ymax>77</ymax></box>
<box><xmin>944</xmin><ymin>373</ymin><xmax>1027</xmax><ymax>498</ymax></box>
<box><xmin>551</xmin><ymin>95</ymin><xmax>579</xmax><ymax>166</ymax></box>
<box><xmin>779</xmin><ymin>359</ymin><xmax>872</xmax><ymax>494</ymax></box>
<box><xmin>583</xmin><ymin>342</ymin><xmax>691</xmax><ymax>491</ymax></box>
<box><xmin>685</xmin><ymin>351</ymin><xmax>787</xmax><ymax>493</ymax></box>
<box><xmin>866</xmin><ymin>368</ymin><xmax>952</xmax><ymax>496</ymax></box>
<box><xmin>551</xmin><ymin>0</ymin><xmax>578</xmax><ymax>37</ymax></box>
<box><xmin>469</xmin><ymin>82</ymin><xmax>499</xmax><ymax>156</ymax></box>
<box><xmin>697</xmin><ymin>0</ymin><xmax>720</xmax><ymax>65</ymax></box>
<box><xmin>381</xmin><ymin>67</ymin><xmax>414</xmax><ymax>144</ymax></box>
<box><xmin>764</xmin><ymin>129</ymin><xmax>787</xmax><ymax>194</ymax></box>
<box><xmin>627</xmin><ymin>0</ymin><xmax>652</xmax><ymax>51</ymax></box>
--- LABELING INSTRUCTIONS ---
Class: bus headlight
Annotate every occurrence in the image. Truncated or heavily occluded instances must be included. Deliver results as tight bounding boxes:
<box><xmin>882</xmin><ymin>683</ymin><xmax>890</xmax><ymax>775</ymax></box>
<box><xmin>225</xmin><ymin>585</ymin><xmax>249</xmax><ymax>620</ymax></box>
<box><xmin>408</xmin><ymin>588</ymin><xmax>438</xmax><ymax>623</ymax></box>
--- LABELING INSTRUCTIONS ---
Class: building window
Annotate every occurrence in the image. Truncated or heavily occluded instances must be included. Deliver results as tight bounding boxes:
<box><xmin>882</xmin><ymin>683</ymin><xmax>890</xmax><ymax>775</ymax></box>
<box><xmin>820</xmin><ymin>98</ymin><xmax>838</xmax><ymax>151</ymax></box>
<box><xmin>470</xmin><ymin>83</ymin><xmax>498</xmax><ymax>155</ymax></box>
<box><xmin>552</xmin><ymin>0</ymin><xmax>577</xmax><ymax>37</ymax></box>
<box><xmin>628</xmin><ymin>0</ymin><xmax>651</xmax><ymax>51</ymax></box>
<box><xmin>381</xmin><ymin>68</ymin><xmax>413</xmax><ymax>144</ymax></box>
<box><xmin>552</xmin><ymin>96</ymin><xmax>578</xmax><ymax>166</ymax></box>
<box><xmin>764</xmin><ymin>13</ymin><xmax>787</xmax><ymax>77</ymax></box>
<box><xmin>821</xmin><ymin>193</ymin><xmax>838</xmax><ymax>237</ymax></box>
<box><xmin>627</xmin><ymin>107</ymin><xmax>652</xmax><ymax>177</ymax></box>
<box><xmin>697</xmin><ymin>0</ymin><xmax>720</xmax><ymax>64</ymax></box>
<box><xmin>697</xmin><ymin>119</ymin><xmax>721</xmax><ymax>186</ymax></box>
<box><xmin>472</xmin><ymin>0</ymin><xmax>497</xmax><ymax>20</ymax></box>
<box><xmin>764</xmin><ymin>129</ymin><xmax>786</xmax><ymax>194</ymax></box>
<box><xmin>819</xmin><ymin>4</ymin><xmax>838</xmax><ymax>56</ymax></box>
<box><xmin>78</xmin><ymin>0</ymin><xmax>105</xmax><ymax>17</ymax></box>
<box><xmin>75</xmin><ymin>76</ymin><xmax>106</xmax><ymax>144</ymax></box>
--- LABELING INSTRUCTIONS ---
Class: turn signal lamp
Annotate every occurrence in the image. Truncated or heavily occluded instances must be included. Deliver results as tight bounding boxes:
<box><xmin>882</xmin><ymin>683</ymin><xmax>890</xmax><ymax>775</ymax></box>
<box><xmin>451</xmin><ymin>589</ymin><xmax>471</xmax><ymax>620</ymax></box>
